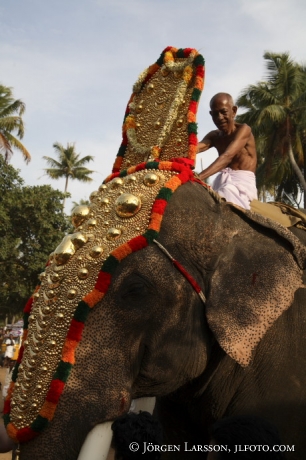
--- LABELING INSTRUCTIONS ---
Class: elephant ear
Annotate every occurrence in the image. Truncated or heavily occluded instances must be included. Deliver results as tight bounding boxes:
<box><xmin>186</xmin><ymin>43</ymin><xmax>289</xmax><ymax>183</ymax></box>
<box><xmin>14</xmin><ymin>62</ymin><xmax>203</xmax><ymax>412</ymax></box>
<box><xmin>205</xmin><ymin>207</ymin><xmax>306</xmax><ymax>367</ymax></box>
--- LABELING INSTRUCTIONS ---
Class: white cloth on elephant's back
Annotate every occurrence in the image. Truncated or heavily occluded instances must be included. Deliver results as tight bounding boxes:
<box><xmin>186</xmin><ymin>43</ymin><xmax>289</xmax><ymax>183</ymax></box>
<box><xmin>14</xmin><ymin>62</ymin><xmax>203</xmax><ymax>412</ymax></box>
<box><xmin>212</xmin><ymin>168</ymin><xmax>258</xmax><ymax>210</ymax></box>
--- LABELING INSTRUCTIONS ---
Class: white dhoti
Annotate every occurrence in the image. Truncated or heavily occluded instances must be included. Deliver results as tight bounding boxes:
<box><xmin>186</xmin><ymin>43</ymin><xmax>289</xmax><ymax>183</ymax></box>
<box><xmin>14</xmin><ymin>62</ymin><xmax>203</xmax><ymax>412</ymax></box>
<box><xmin>212</xmin><ymin>168</ymin><xmax>257</xmax><ymax>210</ymax></box>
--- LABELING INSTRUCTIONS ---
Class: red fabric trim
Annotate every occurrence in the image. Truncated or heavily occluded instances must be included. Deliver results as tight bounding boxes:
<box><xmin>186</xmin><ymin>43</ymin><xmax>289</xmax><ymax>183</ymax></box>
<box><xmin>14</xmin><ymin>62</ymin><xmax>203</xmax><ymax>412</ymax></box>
<box><xmin>3</xmin><ymin>399</ymin><xmax>10</xmax><ymax>414</ymax></box>
<box><xmin>17</xmin><ymin>427</ymin><xmax>37</xmax><ymax>443</ymax></box>
<box><xmin>95</xmin><ymin>272</ymin><xmax>112</xmax><ymax>292</ymax></box>
<box><xmin>24</xmin><ymin>297</ymin><xmax>33</xmax><ymax>314</ymax></box>
<box><xmin>183</xmin><ymin>48</ymin><xmax>193</xmax><ymax>57</ymax></box>
<box><xmin>178</xmin><ymin>169</ymin><xmax>194</xmax><ymax>183</ymax></box>
<box><xmin>152</xmin><ymin>199</ymin><xmax>168</xmax><ymax>214</ymax></box>
<box><xmin>128</xmin><ymin>235</ymin><xmax>148</xmax><ymax>252</ymax></box>
<box><xmin>67</xmin><ymin>319</ymin><xmax>85</xmax><ymax>342</ymax></box>
<box><xmin>196</xmin><ymin>66</ymin><xmax>205</xmax><ymax>78</ymax></box>
<box><xmin>173</xmin><ymin>260</ymin><xmax>202</xmax><ymax>294</ymax></box>
<box><xmin>188</xmin><ymin>100</ymin><xmax>198</xmax><ymax>113</ymax></box>
<box><xmin>188</xmin><ymin>133</ymin><xmax>198</xmax><ymax>145</ymax></box>
<box><xmin>171</xmin><ymin>158</ymin><xmax>194</xmax><ymax>168</ymax></box>
<box><xmin>122</xmin><ymin>133</ymin><xmax>128</xmax><ymax>145</ymax></box>
<box><xmin>135</xmin><ymin>162</ymin><xmax>147</xmax><ymax>172</ymax></box>
<box><xmin>17</xmin><ymin>346</ymin><xmax>24</xmax><ymax>363</ymax></box>
<box><xmin>46</xmin><ymin>380</ymin><xmax>65</xmax><ymax>404</ymax></box>
<box><xmin>7</xmin><ymin>160</ymin><xmax>197</xmax><ymax>444</ymax></box>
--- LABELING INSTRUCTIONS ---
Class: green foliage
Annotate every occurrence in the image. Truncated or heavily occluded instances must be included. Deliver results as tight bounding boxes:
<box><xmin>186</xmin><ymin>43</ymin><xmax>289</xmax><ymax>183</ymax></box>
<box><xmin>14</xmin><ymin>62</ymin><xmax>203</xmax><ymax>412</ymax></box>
<box><xmin>0</xmin><ymin>83</ymin><xmax>31</xmax><ymax>162</ymax></box>
<box><xmin>236</xmin><ymin>52</ymin><xmax>306</xmax><ymax>204</ymax></box>
<box><xmin>0</xmin><ymin>156</ymin><xmax>70</xmax><ymax>321</ymax></box>
<box><xmin>44</xmin><ymin>142</ymin><xmax>94</xmax><ymax>191</ymax></box>
<box><xmin>43</xmin><ymin>142</ymin><xmax>95</xmax><ymax>209</ymax></box>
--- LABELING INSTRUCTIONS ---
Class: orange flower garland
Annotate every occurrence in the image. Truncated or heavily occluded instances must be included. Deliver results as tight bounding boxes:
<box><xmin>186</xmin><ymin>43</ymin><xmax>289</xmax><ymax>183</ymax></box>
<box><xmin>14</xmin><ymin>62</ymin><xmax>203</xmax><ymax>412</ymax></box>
<box><xmin>4</xmin><ymin>158</ymin><xmax>200</xmax><ymax>443</ymax></box>
<box><xmin>4</xmin><ymin>46</ymin><xmax>206</xmax><ymax>445</ymax></box>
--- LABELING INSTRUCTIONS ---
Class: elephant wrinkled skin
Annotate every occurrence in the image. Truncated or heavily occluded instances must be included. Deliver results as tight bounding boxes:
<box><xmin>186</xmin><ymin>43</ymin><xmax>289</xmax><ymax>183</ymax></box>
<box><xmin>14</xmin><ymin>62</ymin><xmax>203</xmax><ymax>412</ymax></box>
<box><xmin>20</xmin><ymin>182</ymin><xmax>306</xmax><ymax>459</ymax></box>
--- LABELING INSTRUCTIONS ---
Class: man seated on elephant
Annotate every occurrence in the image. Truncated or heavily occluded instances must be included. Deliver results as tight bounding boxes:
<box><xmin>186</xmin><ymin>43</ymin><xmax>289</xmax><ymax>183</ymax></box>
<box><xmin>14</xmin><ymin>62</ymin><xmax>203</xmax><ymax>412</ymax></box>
<box><xmin>197</xmin><ymin>92</ymin><xmax>258</xmax><ymax>210</ymax></box>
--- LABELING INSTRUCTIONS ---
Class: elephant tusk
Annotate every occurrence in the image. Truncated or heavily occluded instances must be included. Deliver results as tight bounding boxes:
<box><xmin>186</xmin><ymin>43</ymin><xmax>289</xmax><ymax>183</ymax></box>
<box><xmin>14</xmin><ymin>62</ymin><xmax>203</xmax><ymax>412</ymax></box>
<box><xmin>76</xmin><ymin>398</ymin><xmax>156</xmax><ymax>460</ymax></box>
<box><xmin>77</xmin><ymin>422</ymin><xmax>113</xmax><ymax>460</ymax></box>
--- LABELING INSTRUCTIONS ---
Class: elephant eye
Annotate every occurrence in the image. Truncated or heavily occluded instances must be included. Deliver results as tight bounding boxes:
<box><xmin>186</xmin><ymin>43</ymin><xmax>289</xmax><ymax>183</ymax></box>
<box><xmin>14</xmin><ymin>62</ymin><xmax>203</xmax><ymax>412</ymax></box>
<box><xmin>123</xmin><ymin>282</ymin><xmax>146</xmax><ymax>298</ymax></box>
<box><xmin>120</xmin><ymin>273</ymin><xmax>151</xmax><ymax>302</ymax></box>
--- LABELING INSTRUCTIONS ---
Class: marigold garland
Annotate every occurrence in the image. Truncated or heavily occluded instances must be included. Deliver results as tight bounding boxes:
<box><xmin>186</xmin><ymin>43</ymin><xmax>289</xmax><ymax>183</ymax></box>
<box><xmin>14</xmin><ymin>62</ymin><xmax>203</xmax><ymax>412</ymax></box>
<box><xmin>5</xmin><ymin>45</ymin><xmax>208</xmax><ymax>445</ymax></box>
<box><xmin>4</xmin><ymin>158</ymin><xmax>196</xmax><ymax>443</ymax></box>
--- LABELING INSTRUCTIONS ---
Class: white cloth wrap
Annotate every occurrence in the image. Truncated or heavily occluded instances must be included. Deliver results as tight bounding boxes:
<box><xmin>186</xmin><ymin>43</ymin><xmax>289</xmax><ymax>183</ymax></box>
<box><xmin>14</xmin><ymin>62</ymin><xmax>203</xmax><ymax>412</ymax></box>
<box><xmin>212</xmin><ymin>168</ymin><xmax>257</xmax><ymax>210</ymax></box>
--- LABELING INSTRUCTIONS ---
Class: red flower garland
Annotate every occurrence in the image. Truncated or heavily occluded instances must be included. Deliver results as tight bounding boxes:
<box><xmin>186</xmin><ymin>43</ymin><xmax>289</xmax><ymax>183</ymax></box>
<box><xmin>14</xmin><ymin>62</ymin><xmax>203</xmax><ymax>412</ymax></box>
<box><xmin>4</xmin><ymin>159</ymin><xmax>197</xmax><ymax>443</ymax></box>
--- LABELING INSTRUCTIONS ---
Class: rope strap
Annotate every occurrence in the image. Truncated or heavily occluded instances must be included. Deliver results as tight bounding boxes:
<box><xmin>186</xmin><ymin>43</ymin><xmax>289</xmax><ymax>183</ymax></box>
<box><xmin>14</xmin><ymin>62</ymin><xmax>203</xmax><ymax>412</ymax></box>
<box><xmin>153</xmin><ymin>239</ymin><xmax>206</xmax><ymax>305</ymax></box>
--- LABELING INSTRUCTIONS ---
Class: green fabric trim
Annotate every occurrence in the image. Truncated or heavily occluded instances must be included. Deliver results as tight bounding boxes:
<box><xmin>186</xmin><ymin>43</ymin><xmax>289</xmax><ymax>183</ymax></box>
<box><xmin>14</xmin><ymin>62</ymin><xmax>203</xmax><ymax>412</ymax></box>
<box><xmin>144</xmin><ymin>229</ymin><xmax>159</xmax><ymax>243</ymax></box>
<box><xmin>102</xmin><ymin>254</ymin><xmax>120</xmax><ymax>273</ymax></box>
<box><xmin>23</xmin><ymin>313</ymin><xmax>29</xmax><ymax>330</ymax></box>
<box><xmin>191</xmin><ymin>88</ymin><xmax>201</xmax><ymax>102</ymax></box>
<box><xmin>12</xmin><ymin>363</ymin><xmax>19</xmax><ymax>382</ymax></box>
<box><xmin>74</xmin><ymin>301</ymin><xmax>90</xmax><ymax>322</ymax></box>
<box><xmin>188</xmin><ymin>122</ymin><xmax>198</xmax><ymax>134</ymax></box>
<box><xmin>146</xmin><ymin>161</ymin><xmax>160</xmax><ymax>170</ymax></box>
<box><xmin>157</xmin><ymin>187</ymin><xmax>173</xmax><ymax>201</ymax></box>
<box><xmin>194</xmin><ymin>54</ymin><xmax>205</xmax><ymax>66</ymax></box>
<box><xmin>117</xmin><ymin>144</ymin><xmax>127</xmax><ymax>158</ymax></box>
<box><xmin>31</xmin><ymin>415</ymin><xmax>49</xmax><ymax>431</ymax></box>
<box><xmin>119</xmin><ymin>170</ymin><xmax>128</xmax><ymax>178</ymax></box>
<box><xmin>53</xmin><ymin>361</ymin><xmax>72</xmax><ymax>382</ymax></box>
<box><xmin>176</xmin><ymin>49</ymin><xmax>185</xmax><ymax>58</ymax></box>
<box><xmin>156</xmin><ymin>53</ymin><xmax>164</xmax><ymax>67</ymax></box>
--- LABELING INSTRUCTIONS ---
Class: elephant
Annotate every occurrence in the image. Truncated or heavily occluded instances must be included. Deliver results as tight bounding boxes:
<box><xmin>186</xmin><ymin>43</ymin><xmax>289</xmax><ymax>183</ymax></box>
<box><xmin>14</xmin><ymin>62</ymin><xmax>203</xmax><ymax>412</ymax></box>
<box><xmin>17</xmin><ymin>179</ymin><xmax>306</xmax><ymax>460</ymax></box>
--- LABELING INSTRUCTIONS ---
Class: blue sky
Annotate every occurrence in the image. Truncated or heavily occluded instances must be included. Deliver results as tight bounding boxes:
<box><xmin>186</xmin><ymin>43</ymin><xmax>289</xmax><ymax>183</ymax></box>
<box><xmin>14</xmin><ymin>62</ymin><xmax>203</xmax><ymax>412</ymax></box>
<box><xmin>1</xmin><ymin>0</ymin><xmax>305</xmax><ymax>212</ymax></box>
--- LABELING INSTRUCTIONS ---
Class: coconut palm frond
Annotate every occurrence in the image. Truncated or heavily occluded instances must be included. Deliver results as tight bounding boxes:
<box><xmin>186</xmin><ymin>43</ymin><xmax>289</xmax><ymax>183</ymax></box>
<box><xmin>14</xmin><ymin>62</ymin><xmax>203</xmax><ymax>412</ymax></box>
<box><xmin>258</xmin><ymin>105</ymin><xmax>286</xmax><ymax>123</ymax></box>
<box><xmin>0</xmin><ymin>116</ymin><xmax>25</xmax><ymax>137</ymax></box>
<box><xmin>42</xmin><ymin>156</ymin><xmax>64</xmax><ymax>169</ymax></box>
<box><xmin>237</xmin><ymin>52</ymin><xmax>306</xmax><ymax>204</ymax></box>
<box><xmin>0</xmin><ymin>84</ymin><xmax>29</xmax><ymax>162</ymax></box>
<box><xmin>43</xmin><ymin>142</ymin><xmax>95</xmax><ymax>210</ymax></box>
<box><xmin>3</xmin><ymin>131</ymin><xmax>31</xmax><ymax>163</ymax></box>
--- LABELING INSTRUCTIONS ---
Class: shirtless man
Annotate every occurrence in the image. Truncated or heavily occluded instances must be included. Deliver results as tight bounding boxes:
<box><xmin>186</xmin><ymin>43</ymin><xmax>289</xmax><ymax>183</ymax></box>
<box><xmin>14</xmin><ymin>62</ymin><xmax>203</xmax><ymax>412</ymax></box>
<box><xmin>197</xmin><ymin>92</ymin><xmax>257</xmax><ymax>209</ymax></box>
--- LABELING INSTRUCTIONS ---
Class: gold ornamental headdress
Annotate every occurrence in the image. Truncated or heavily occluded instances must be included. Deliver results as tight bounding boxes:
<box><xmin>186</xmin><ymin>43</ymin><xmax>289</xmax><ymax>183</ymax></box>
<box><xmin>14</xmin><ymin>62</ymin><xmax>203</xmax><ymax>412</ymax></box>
<box><xmin>4</xmin><ymin>46</ymin><xmax>205</xmax><ymax>443</ymax></box>
<box><xmin>112</xmin><ymin>46</ymin><xmax>205</xmax><ymax>172</ymax></box>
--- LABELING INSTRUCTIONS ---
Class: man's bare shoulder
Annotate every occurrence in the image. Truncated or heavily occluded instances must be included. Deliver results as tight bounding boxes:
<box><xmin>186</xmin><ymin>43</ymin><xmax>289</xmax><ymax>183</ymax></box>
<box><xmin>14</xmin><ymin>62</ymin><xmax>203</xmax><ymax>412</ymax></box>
<box><xmin>234</xmin><ymin>122</ymin><xmax>252</xmax><ymax>135</ymax></box>
<box><xmin>202</xmin><ymin>129</ymin><xmax>220</xmax><ymax>143</ymax></box>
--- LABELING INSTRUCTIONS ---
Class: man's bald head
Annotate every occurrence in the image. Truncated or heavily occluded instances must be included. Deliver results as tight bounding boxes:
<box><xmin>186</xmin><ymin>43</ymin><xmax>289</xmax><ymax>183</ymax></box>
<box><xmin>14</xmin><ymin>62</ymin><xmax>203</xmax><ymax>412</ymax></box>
<box><xmin>210</xmin><ymin>93</ymin><xmax>235</xmax><ymax>109</ymax></box>
<box><xmin>209</xmin><ymin>93</ymin><xmax>237</xmax><ymax>133</ymax></box>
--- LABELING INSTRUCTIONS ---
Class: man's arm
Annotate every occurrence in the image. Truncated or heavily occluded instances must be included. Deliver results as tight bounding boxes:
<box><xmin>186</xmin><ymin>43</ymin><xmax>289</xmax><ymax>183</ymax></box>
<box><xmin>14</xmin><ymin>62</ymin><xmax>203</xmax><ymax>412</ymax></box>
<box><xmin>199</xmin><ymin>124</ymin><xmax>251</xmax><ymax>181</ymax></box>
<box><xmin>197</xmin><ymin>131</ymin><xmax>215</xmax><ymax>153</ymax></box>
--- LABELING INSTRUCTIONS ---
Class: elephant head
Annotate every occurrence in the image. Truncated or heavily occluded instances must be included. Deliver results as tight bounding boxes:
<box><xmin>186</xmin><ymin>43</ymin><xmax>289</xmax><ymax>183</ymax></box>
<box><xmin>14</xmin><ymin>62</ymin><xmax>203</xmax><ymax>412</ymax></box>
<box><xmin>12</xmin><ymin>177</ymin><xmax>306</xmax><ymax>459</ymax></box>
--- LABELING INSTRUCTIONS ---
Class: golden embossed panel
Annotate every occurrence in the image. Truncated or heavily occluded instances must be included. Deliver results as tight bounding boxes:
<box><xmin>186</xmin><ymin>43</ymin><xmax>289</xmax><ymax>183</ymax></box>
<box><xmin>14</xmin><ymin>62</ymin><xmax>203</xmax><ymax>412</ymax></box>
<box><xmin>121</xmin><ymin>66</ymin><xmax>194</xmax><ymax>170</ymax></box>
<box><xmin>10</xmin><ymin>169</ymin><xmax>176</xmax><ymax>428</ymax></box>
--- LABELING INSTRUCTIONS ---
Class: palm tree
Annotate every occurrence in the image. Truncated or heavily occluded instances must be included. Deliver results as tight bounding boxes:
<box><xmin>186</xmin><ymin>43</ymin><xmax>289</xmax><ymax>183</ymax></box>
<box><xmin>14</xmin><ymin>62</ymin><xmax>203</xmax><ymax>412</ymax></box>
<box><xmin>236</xmin><ymin>52</ymin><xmax>306</xmax><ymax>206</ymax></box>
<box><xmin>0</xmin><ymin>84</ymin><xmax>31</xmax><ymax>163</ymax></box>
<box><xmin>43</xmin><ymin>142</ymin><xmax>94</xmax><ymax>209</ymax></box>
